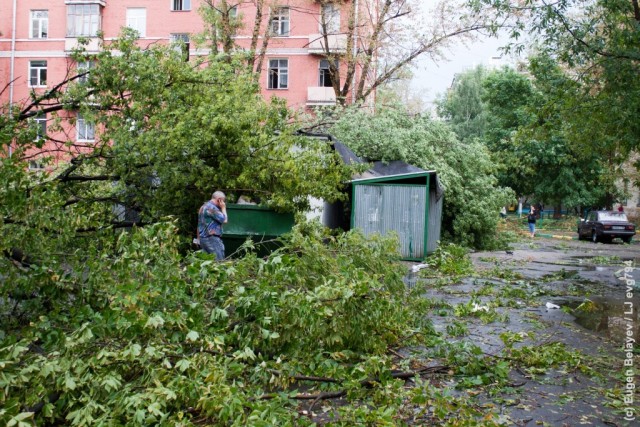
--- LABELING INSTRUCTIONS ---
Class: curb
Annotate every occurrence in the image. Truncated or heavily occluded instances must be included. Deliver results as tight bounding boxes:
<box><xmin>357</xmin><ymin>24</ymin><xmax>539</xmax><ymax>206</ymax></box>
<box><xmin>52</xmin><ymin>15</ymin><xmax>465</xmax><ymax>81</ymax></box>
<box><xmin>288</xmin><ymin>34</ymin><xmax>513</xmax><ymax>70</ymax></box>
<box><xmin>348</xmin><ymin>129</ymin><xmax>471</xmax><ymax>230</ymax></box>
<box><xmin>535</xmin><ymin>233</ymin><xmax>575</xmax><ymax>240</ymax></box>
<box><xmin>533</xmin><ymin>232</ymin><xmax>638</xmax><ymax>244</ymax></box>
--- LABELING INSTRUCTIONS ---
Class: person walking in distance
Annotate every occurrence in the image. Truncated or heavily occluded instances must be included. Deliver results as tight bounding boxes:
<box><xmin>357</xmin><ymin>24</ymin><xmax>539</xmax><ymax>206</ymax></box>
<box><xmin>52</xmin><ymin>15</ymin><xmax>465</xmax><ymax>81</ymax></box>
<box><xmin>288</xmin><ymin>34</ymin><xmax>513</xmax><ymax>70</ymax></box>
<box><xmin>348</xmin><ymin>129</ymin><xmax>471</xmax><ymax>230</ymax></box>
<box><xmin>198</xmin><ymin>191</ymin><xmax>228</xmax><ymax>260</ymax></box>
<box><xmin>527</xmin><ymin>206</ymin><xmax>537</xmax><ymax>238</ymax></box>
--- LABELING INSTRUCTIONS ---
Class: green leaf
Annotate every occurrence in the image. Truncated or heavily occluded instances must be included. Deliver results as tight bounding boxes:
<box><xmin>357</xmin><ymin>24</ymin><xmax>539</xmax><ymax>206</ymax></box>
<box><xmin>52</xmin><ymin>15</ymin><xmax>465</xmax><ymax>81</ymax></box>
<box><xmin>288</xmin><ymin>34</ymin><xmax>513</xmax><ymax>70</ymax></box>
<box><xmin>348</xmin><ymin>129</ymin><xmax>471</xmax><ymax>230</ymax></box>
<box><xmin>185</xmin><ymin>330</ymin><xmax>199</xmax><ymax>342</ymax></box>
<box><xmin>175</xmin><ymin>359</ymin><xmax>190</xmax><ymax>372</ymax></box>
<box><xmin>64</xmin><ymin>374</ymin><xmax>76</xmax><ymax>391</ymax></box>
<box><xmin>7</xmin><ymin>412</ymin><xmax>34</xmax><ymax>427</ymax></box>
<box><xmin>145</xmin><ymin>315</ymin><xmax>165</xmax><ymax>329</ymax></box>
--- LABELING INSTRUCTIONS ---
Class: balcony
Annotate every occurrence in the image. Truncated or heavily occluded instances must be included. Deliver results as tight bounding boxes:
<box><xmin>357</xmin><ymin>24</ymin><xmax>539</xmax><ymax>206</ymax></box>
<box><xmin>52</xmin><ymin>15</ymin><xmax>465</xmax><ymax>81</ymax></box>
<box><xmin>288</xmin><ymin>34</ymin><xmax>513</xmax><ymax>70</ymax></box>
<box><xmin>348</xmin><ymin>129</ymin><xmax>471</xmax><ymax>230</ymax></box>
<box><xmin>308</xmin><ymin>34</ymin><xmax>347</xmax><ymax>55</ymax></box>
<box><xmin>307</xmin><ymin>87</ymin><xmax>337</xmax><ymax>106</ymax></box>
<box><xmin>65</xmin><ymin>0</ymin><xmax>106</xmax><ymax>5</ymax></box>
<box><xmin>65</xmin><ymin>37</ymin><xmax>101</xmax><ymax>53</ymax></box>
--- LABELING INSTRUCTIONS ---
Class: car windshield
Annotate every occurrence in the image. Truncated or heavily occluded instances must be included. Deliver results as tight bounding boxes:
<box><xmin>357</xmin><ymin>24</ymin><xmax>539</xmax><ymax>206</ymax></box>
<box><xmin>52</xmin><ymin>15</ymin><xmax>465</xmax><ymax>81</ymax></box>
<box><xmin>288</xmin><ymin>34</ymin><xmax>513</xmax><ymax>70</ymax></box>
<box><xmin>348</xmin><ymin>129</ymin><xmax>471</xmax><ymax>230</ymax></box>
<box><xmin>599</xmin><ymin>212</ymin><xmax>628</xmax><ymax>221</ymax></box>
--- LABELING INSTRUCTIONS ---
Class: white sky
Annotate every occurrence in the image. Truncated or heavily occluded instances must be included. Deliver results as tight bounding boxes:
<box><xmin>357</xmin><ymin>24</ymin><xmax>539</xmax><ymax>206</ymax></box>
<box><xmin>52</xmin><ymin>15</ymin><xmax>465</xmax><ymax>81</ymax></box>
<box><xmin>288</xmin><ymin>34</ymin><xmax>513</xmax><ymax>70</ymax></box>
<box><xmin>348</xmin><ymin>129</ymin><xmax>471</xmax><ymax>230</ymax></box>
<box><xmin>410</xmin><ymin>36</ymin><xmax>508</xmax><ymax>109</ymax></box>
<box><xmin>409</xmin><ymin>1</ymin><xmax>515</xmax><ymax>112</ymax></box>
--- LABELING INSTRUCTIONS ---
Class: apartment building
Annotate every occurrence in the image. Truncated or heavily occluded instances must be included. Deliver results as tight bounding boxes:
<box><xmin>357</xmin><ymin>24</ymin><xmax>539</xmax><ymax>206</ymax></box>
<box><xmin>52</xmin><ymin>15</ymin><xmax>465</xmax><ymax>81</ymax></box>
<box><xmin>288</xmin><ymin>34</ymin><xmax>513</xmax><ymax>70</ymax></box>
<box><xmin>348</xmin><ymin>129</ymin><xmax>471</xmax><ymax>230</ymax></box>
<box><xmin>0</xmin><ymin>0</ymin><xmax>370</xmax><ymax>166</ymax></box>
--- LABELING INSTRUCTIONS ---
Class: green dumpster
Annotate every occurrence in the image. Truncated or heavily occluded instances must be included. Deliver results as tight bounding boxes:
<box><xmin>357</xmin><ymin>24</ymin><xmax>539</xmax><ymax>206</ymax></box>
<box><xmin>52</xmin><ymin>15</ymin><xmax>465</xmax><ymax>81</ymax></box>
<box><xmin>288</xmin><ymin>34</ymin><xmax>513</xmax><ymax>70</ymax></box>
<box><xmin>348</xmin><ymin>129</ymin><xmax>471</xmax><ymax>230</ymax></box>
<box><xmin>222</xmin><ymin>204</ymin><xmax>295</xmax><ymax>257</ymax></box>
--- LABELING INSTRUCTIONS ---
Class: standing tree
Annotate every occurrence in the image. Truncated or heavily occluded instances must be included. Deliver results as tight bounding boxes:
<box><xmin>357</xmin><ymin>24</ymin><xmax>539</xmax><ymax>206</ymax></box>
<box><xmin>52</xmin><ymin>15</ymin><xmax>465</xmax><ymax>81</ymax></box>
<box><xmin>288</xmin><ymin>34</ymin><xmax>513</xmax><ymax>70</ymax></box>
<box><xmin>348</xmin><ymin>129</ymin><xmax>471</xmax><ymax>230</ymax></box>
<box><xmin>468</xmin><ymin>0</ymin><xmax>640</xmax><ymax>204</ymax></box>
<box><xmin>514</xmin><ymin>54</ymin><xmax>616</xmax><ymax>212</ymax></box>
<box><xmin>481</xmin><ymin>66</ymin><xmax>537</xmax><ymax>199</ymax></box>
<box><xmin>199</xmin><ymin>1</ymin><xmax>502</xmax><ymax>106</ymax></box>
<box><xmin>199</xmin><ymin>0</ymin><xmax>275</xmax><ymax>74</ymax></box>
<box><xmin>436</xmin><ymin>65</ymin><xmax>491</xmax><ymax>143</ymax></box>
<box><xmin>321</xmin><ymin>0</ymin><xmax>498</xmax><ymax>105</ymax></box>
<box><xmin>438</xmin><ymin>62</ymin><xmax>612</xmax><ymax>213</ymax></box>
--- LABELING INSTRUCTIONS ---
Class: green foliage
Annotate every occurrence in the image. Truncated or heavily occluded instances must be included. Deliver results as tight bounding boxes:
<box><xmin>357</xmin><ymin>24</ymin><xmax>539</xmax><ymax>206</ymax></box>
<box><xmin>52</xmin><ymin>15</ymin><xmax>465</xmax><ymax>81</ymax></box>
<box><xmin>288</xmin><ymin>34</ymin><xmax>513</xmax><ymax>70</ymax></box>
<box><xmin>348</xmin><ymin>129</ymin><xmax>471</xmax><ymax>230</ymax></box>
<box><xmin>438</xmin><ymin>56</ymin><xmax>621</xmax><ymax>210</ymax></box>
<box><xmin>516</xmin><ymin>55</ymin><xmax>615</xmax><ymax>209</ymax></box>
<box><xmin>446</xmin><ymin>320</ymin><xmax>470</xmax><ymax>337</ymax></box>
<box><xmin>453</xmin><ymin>298</ymin><xmax>505</xmax><ymax>324</ymax></box>
<box><xmin>440</xmin><ymin>342</ymin><xmax>511</xmax><ymax>388</ymax></box>
<box><xmin>424</xmin><ymin>243</ymin><xmax>474</xmax><ymax>277</ymax></box>
<box><xmin>468</xmin><ymin>0</ymin><xmax>640</xmax><ymax>206</ymax></box>
<box><xmin>0</xmin><ymin>221</ymin><xmax>430</xmax><ymax>426</ymax></box>
<box><xmin>406</xmin><ymin>379</ymin><xmax>505</xmax><ymax>426</ymax></box>
<box><xmin>4</xmin><ymin>31</ymin><xmax>354</xmax><ymax>250</ymax></box>
<box><xmin>329</xmin><ymin>104</ymin><xmax>514</xmax><ymax>249</ymax></box>
<box><xmin>504</xmin><ymin>342</ymin><xmax>594</xmax><ymax>377</ymax></box>
<box><xmin>436</xmin><ymin>65</ymin><xmax>491</xmax><ymax>143</ymax></box>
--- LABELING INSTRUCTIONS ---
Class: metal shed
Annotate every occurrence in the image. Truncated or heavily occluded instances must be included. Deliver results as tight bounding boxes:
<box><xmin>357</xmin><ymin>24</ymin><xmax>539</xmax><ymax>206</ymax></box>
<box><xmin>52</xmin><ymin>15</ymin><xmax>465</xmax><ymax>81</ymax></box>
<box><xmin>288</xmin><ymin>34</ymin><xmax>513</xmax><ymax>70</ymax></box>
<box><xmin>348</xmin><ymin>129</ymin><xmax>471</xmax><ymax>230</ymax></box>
<box><xmin>296</xmin><ymin>132</ymin><xmax>444</xmax><ymax>260</ymax></box>
<box><xmin>350</xmin><ymin>162</ymin><xmax>443</xmax><ymax>260</ymax></box>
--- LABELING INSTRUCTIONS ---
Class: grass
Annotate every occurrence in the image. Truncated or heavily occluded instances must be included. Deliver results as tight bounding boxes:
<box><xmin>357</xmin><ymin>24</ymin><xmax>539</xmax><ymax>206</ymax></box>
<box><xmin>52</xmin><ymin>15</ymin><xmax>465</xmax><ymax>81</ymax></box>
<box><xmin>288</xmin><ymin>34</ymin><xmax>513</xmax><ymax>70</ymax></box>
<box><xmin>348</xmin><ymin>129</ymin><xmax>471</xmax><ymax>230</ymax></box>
<box><xmin>498</xmin><ymin>215</ymin><xmax>583</xmax><ymax>241</ymax></box>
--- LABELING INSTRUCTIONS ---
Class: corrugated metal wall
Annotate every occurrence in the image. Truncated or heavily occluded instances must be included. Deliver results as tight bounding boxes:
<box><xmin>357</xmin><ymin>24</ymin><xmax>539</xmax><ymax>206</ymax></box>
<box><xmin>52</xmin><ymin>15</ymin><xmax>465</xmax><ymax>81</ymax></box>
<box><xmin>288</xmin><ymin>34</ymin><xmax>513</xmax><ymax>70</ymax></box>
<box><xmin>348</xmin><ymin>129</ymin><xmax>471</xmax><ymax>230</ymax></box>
<box><xmin>427</xmin><ymin>184</ymin><xmax>443</xmax><ymax>253</ymax></box>
<box><xmin>353</xmin><ymin>185</ymin><xmax>426</xmax><ymax>258</ymax></box>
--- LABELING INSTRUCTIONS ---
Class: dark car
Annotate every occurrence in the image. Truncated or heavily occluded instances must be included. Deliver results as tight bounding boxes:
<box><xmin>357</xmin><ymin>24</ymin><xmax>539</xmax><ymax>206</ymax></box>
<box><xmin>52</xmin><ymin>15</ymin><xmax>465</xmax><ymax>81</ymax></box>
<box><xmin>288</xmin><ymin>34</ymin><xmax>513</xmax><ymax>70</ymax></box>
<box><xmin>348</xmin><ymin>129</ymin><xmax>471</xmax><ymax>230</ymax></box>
<box><xmin>577</xmin><ymin>210</ymin><xmax>635</xmax><ymax>243</ymax></box>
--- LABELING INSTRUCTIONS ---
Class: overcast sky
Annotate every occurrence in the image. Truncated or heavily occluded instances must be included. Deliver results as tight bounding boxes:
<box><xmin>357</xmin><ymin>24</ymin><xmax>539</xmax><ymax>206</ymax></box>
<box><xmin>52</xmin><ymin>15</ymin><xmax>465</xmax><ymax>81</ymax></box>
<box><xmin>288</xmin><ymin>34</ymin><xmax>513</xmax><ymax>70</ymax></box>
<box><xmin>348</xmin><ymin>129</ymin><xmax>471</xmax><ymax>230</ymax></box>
<box><xmin>409</xmin><ymin>1</ymin><xmax>515</xmax><ymax>112</ymax></box>
<box><xmin>410</xmin><ymin>36</ymin><xmax>508</xmax><ymax>110</ymax></box>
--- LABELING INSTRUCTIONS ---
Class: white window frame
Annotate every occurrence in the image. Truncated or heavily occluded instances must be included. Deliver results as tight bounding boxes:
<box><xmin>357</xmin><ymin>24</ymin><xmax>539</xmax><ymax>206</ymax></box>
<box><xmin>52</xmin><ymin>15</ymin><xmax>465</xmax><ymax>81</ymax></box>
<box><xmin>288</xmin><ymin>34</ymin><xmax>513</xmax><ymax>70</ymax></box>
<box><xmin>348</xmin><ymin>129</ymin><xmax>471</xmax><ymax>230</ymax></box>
<box><xmin>29</xmin><ymin>60</ymin><xmax>47</xmax><ymax>87</ymax></box>
<box><xmin>268</xmin><ymin>59</ymin><xmax>288</xmax><ymax>90</ymax></box>
<box><xmin>320</xmin><ymin>4</ymin><xmax>340</xmax><ymax>34</ymax></box>
<box><xmin>126</xmin><ymin>8</ymin><xmax>147</xmax><ymax>38</ymax></box>
<box><xmin>28</xmin><ymin>160</ymin><xmax>46</xmax><ymax>172</ymax></box>
<box><xmin>170</xmin><ymin>33</ymin><xmax>190</xmax><ymax>44</ymax></box>
<box><xmin>30</xmin><ymin>10</ymin><xmax>49</xmax><ymax>39</ymax></box>
<box><xmin>32</xmin><ymin>115</ymin><xmax>47</xmax><ymax>142</ymax></box>
<box><xmin>76</xmin><ymin>114</ymin><xmax>95</xmax><ymax>142</ymax></box>
<box><xmin>270</xmin><ymin>7</ymin><xmax>290</xmax><ymax>37</ymax></box>
<box><xmin>171</xmin><ymin>0</ymin><xmax>191</xmax><ymax>11</ymax></box>
<box><xmin>67</xmin><ymin>4</ymin><xmax>101</xmax><ymax>37</ymax></box>
<box><xmin>170</xmin><ymin>33</ymin><xmax>190</xmax><ymax>59</ymax></box>
<box><xmin>77</xmin><ymin>61</ymin><xmax>95</xmax><ymax>84</ymax></box>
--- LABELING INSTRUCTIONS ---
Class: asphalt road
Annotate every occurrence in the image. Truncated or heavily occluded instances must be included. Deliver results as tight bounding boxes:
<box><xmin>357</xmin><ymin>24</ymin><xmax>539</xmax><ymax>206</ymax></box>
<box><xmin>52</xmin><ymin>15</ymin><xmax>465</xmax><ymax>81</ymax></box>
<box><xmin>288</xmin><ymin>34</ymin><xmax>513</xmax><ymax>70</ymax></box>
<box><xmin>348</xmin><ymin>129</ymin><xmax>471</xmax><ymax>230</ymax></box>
<box><xmin>424</xmin><ymin>237</ymin><xmax>639</xmax><ymax>426</ymax></box>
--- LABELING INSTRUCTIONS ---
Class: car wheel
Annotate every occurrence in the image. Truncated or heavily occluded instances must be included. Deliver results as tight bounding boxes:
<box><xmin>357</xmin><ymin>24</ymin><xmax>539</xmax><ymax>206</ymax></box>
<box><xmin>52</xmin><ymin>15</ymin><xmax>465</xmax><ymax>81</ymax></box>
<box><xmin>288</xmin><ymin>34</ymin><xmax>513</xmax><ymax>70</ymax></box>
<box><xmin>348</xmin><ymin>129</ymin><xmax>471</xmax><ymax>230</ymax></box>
<box><xmin>591</xmin><ymin>231</ymin><xmax>599</xmax><ymax>243</ymax></box>
<box><xmin>622</xmin><ymin>236</ymin><xmax>633</xmax><ymax>244</ymax></box>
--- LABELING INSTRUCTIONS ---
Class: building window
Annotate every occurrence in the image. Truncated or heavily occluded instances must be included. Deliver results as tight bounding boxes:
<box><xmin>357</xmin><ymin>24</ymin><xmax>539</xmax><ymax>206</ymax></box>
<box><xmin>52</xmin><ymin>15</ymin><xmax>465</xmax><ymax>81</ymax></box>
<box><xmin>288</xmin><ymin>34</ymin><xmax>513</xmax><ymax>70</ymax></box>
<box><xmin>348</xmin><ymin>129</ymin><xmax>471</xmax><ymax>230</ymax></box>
<box><xmin>171</xmin><ymin>0</ymin><xmax>191</xmax><ymax>11</ymax></box>
<box><xmin>30</xmin><ymin>10</ymin><xmax>49</xmax><ymax>39</ymax></box>
<box><xmin>77</xmin><ymin>61</ymin><xmax>95</xmax><ymax>84</ymax></box>
<box><xmin>170</xmin><ymin>34</ymin><xmax>190</xmax><ymax>60</ymax></box>
<box><xmin>77</xmin><ymin>114</ymin><xmax>95</xmax><ymax>142</ymax></box>
<box><xmin>319</xmin><ymin>59</ymin><xmax>337</xmax><ymax>87</ymax></box>
<box><xmin>67</xmin><ymin>4</ymin><xmax>101</xmax><ymax>37</ymax></box>
<box><xmin>215</xmin><ymin>5</ymin><xmax>239</xmax><ymax>38</ymax></box>
<box><xmin>29</xmin><ymin>60</ymin><xmax>47</xmax><ymax>87</ymax></box>
<box><xmin>320</xmin><ymin>4</ymin><xmax>340</xmax><ymax>34</ymax></box>
<box><xmin>28</xmin><ymin>160</ymin><xmax>46</xmax><ymax>171</ymax></box>
<box><xmin>31</xmin><ymin>114</ymin><xmax>47</xmax><ymax>142</ymax></box>
<box><xmin>270</xmin><ymin>7</ymin><xmax>290</xmax><ymax>36</ymax></box>
<box><xmin>268</xmin><ymin>59</ymin><xmax>288</xmax><ymax>89</ymax></box>
<box><xmin>126</xmin><ymin>8</ymin><xmax>147</xmax><ymax>38</ymax></box>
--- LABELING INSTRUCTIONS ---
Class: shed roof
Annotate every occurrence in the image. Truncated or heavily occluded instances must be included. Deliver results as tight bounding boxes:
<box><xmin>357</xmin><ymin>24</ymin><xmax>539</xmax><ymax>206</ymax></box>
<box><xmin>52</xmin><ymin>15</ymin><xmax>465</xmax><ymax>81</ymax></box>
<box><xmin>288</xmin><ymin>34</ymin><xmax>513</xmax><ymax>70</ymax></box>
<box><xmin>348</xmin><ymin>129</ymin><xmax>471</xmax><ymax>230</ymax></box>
<box><xmin>296</xmin><ymin>131</ymin><xmax>444</xmax><ymax>200</ymax></box>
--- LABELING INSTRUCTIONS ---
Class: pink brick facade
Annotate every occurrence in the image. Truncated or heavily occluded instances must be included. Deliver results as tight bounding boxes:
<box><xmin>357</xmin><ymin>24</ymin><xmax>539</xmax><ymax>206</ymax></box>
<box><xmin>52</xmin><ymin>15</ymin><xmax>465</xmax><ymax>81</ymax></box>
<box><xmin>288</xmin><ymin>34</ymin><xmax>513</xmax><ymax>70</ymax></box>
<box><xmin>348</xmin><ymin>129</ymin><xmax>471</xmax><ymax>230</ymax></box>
<box><xmin>1</xmin><ymin>0</ymin><xmax>363</xmax><ymax>112</ymax></box>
